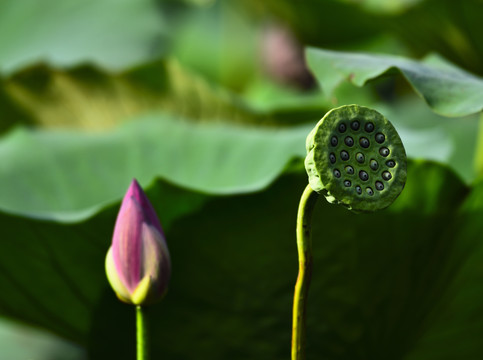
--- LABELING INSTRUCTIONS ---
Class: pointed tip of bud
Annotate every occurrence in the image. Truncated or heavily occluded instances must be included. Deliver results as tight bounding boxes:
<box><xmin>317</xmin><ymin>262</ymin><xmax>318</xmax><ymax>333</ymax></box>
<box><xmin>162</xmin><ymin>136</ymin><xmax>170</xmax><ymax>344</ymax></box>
<box><xmin>126</xmin><ymin>178</ymin><xmax>143</xmax><ymax>201</ymax></box>
<box><xmin>123</xmin><ymin>179</ymin><xmax>164</xmax><ymax>235</ymax></box>
<box><xmin>106</xmin><ymin>179</ymin><xmax>171</xmax><ymax>306</ymax></box>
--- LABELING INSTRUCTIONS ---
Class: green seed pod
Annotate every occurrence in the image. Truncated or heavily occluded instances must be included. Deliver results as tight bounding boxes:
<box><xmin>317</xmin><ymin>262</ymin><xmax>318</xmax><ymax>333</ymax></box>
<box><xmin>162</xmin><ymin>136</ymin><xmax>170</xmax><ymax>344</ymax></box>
<box><xmin>305</xmin><ymin>105</ymin><xmax>406</xmax><ymax>212</ymax></box>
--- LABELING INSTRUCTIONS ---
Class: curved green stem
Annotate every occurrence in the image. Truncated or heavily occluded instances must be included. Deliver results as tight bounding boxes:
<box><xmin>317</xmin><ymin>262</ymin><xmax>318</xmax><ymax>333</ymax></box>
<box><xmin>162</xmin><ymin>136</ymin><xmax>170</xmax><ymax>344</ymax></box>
<box><xmin>136</xmin><ymin>305</ymin><xmax>148</xmax><ymax>360</ymax></box>
<box><xmin>292</xmin><ymin>184</ymin><xmax>318</xmax><ymax>360</ymax></box>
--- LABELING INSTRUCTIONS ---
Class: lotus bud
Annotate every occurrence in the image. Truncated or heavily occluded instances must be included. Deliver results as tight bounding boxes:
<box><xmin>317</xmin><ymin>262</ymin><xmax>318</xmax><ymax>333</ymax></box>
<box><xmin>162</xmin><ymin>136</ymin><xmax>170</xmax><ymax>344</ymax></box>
<box><xmin>105</xmin><ymin>179</ymin><xmax>171</xmax><ymax>305</ymax></box>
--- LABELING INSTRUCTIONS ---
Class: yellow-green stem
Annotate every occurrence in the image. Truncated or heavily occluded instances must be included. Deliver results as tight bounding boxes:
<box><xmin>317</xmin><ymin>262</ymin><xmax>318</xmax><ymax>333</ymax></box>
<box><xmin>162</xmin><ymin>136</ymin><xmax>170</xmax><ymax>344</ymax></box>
<box><xmin>475</xmin><ymin>113</ymin><xmax>483</xmax><ymax>177</ymax></box>
<box><xmin>136</xmin><ymin>305</ymin><xmax>148</xmax><ymax>360</ymax></box>
<box><xmin>292</xmin><ymin>184</ymin><xmax>318</xmax><ymax>360</ymax></box>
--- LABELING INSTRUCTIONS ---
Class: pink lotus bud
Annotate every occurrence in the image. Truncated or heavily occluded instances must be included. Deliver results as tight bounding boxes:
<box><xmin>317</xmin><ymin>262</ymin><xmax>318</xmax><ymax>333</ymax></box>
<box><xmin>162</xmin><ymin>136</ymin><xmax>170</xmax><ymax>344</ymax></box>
<box><xmin>105</xmin><ymin>179</ymin><xmax>171</xmax><ymax>305</ymax></box>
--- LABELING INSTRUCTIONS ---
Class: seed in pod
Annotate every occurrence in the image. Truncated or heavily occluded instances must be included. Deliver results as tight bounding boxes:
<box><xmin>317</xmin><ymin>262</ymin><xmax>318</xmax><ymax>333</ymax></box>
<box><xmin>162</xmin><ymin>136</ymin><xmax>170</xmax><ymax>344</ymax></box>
<box><xmin>375</xmin><ymin>181</ymin><xmax>384</xmax><ymax>191</ymax></box>
<box><xmin>375</xmin><ymin>133</ymin><xmax>385</xmax><ymax>144</ymax></box>
<box><xmin>370</xmin><ymin>159</ymin><xmax>379</xmax><ymax>170</ymax></box>
<box><xmin>365</xmin><ymin>122</ymin><xmax>375</xmax><ymax>132</ymax></box>
<box><xmin>359</xmin><ymin>170</ymin><xmax>369</xmax><ymax>181</ymax></box>
<box><xmin>382</xmin><ymin>171</ymin><xmax>392</xmax><ymax>181</ymax></box>
<box><xmin>345</xmin><ymin>165</ymin><xmax>354</xmax><ymax>174</ymax></box>
<box><xmin>379</xmin><ymin>147</ymin><xmax>390</xmax><ymax>157</ymax></box>
<box><xmin>329</xmin><ymin>153</ymin><xmax>336</xmax><ymax>164</ymax></box>
<box><xmin>360</xmin><ymin>137</ymin><xmax>370</xmax><ymax>148</ymax></box>
<box><xmin>340</xmin><ymin>150</ymin><xmax>349</xmax><ymax>161</ymax></box>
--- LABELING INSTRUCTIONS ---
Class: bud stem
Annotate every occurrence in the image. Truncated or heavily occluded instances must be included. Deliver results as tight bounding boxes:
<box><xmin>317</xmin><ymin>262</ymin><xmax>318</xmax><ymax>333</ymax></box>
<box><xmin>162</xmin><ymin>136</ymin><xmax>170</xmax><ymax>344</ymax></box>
<box><xmin>292</xmin><ymin>184</ymin><xmax>318</xmax><ymax>360</ymax></box>
<box><xmin>136</xmin><ymin>305</ymin><xmax>149</xmax><ymax>360</ymax></box>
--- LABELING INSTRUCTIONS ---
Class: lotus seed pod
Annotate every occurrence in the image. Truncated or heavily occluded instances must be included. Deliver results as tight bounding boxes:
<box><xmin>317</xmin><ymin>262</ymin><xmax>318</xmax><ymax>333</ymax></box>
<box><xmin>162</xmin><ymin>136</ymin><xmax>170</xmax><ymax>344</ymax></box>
<box><xmin>305</xmin><ymin>104</ymin><xmax>407</xmax><ymax>212</ymax></box>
